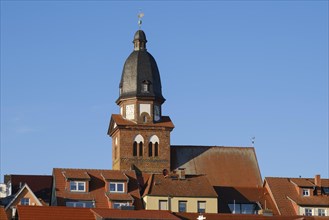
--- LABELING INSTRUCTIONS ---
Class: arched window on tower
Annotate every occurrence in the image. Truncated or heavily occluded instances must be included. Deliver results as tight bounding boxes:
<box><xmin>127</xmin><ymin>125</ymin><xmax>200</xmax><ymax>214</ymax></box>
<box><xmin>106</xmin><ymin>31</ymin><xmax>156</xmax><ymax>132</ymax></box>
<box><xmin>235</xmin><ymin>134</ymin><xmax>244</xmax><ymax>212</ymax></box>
<box><xmin>133</xmin><ymin>134</ymin><xmax>144</xmax><ymax>157</ymax></box>
<box><xmin>139</xmin><ymin>142</ymin><xmax>143</xmax><ymax>156</ymax></box>
<box><xmin>154</xmin><ymin>142</ymin><xmax>159</xmax><ymax>157</ymax></box>
<box><xmin>133</xmin><ymin>141</ymin><xmax>137</xmax><ymax>156</ymax></box>
<box><xmin>149</xmin><ymin>135</ymin><xmax>160</xmax><ymax>158</ymax></box>
<box><xmin>148</xmin><ymin>142</ymin><xmax>153</xmax><ymax>157</ymax></box>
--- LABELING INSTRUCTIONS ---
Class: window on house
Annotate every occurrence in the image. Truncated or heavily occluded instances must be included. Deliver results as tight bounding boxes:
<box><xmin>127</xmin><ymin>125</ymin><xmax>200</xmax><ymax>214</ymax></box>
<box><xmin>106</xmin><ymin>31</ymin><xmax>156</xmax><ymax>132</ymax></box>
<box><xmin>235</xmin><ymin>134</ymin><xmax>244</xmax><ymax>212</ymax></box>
<box><xmin>139</xmin><ymin>142</ymin><xmax>143</xmax><ymax>156</ymax></box>
<box><xmin>154</xmin><ymin>142</ymin><xmax>159</xmax><ymax>157</ymax></box>
<box><xmin>302</xmin><ymin>189</ymin><xmax>310</xmax><ymax>196</ymax></box>
<box><xmin>109</xmin><ymin>182</ymin><xmax>125</xmax><ymax>193</ymax></box>
<box><xmin>148</xmin><ymin>142</ymin><xmax>153</xmax><ymax>157</ymax></box>
<box><xmin>66</xmin><ymin>201</ymin><xmax>94</xmax><ymax>208</ymax></box>
<box><xmin>133</xmin><ymin>141</ymin><xmax>137</xmax><ymax>156</ymax></box>
<box><xmin>20</xmin><ymin>198</ymin><xmax>30</xmax><ymax>205</ymax></box>
<box><xmin>159</xmin><ymin>200</ymin><xmax>168</xmax><ymax>210</ymax></box>
<box><xmin>70</xmin><ymin>181</ymin><xmax>86</xmax><ymax>192</ymax></box>
<box><xmin>228</xmin><ymin>203</ymin><xmax>258</xmax><ymax>214</ymax></box>
<box><xmin>179</xmin><ymin>201</ymin><xmax>187</xmax><ymax>212</ymax></box>
<box><xmin>318</xmin><ymin>209</ymin><xmax>326</xmax><ymax>216</ymax></box>
<box><xmin>323</xmin><ymin>187</ymin><xmax>329</xmax><ymax>195</ymax></box>
<box><xmin>113</xmin><ymin>202</ymin><xmax>129</xmax><ymax>209</ymax></box>
<box><xmin>197</xmin><ymin>201</ymin><xmax>206</xmax><ymax>213</ymax></box>
<box><xmin>305</xmin><ymin>208</ymin><xmax>312</xmax><ymax>216</ymax></box>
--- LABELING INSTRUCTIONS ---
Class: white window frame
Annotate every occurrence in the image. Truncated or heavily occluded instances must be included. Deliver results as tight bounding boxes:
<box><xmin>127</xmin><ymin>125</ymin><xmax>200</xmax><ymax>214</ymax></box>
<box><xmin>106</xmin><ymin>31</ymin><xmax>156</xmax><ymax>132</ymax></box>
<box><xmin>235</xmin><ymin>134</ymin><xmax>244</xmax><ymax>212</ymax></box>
<box><xmin>70</xmin><ymin>181</ymin><xmax>86</xmax><ymax>192</ymax></box>
<box><xmin>305</xmin><ymin>208</ymin><xmax>313</xmax><ymax>216</ymax></box>
<box><xmin>21</xmin><ymin>198</ymin><xmax>30</xmax><ymax>205</ymax></box>
<box><xmin>109</xmin><ymin>182</ymin><xmax>125</xmax><ymax>193</ymax></box>
<box><xmin>318</xmin><ymin>208</ymin><xmax>326</xmax><ymax>216</ymax></box>
<box><xmin>302</xmin><ymin>188</ymin><xmax>310</xmax><ymax>196</ymax></box>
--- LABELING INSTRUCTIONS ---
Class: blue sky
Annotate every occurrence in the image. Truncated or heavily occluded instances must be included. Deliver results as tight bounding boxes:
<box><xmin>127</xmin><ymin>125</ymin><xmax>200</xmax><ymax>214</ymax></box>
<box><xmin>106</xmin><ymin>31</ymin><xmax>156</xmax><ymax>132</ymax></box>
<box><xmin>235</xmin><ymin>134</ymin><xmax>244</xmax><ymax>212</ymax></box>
<box><xmin>1</xmin><ymin>1</ymin><xmax>328</xmax><ymax>181</ymax></box>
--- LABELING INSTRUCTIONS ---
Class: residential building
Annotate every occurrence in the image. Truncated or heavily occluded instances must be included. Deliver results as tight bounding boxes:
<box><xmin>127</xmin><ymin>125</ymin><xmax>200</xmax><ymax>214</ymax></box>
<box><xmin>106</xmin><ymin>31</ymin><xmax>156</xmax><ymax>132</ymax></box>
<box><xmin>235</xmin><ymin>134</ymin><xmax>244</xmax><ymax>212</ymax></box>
<box><xmin>142</xmin><ymin>172</ymin><xmax>218</xmax><ymax>213</ymax></box>
<box><xmin>51</xmin><ymin>168</ymin><xmax>143</xmax><ymax>209</ymax></box>
<box><xmin>264</xmin><ymin>175</ymin><xmax>329</xmax><ymax>216</ymax></box>
<box><xmin>4</xmin><ymin>184</ymin><xmax>43</xmax><ymax>219</ymax></box>
<box><xmin>4</xmin><ymin>175</ymin><xmax>52</xmax><ymax>205</ymax></box>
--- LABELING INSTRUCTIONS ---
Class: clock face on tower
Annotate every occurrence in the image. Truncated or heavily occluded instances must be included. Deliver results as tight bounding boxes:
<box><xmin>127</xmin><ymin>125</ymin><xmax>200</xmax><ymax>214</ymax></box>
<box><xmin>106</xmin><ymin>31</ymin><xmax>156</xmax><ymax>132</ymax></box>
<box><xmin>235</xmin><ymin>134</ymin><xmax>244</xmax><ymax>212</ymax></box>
<box><xmin>126</xmin><ymin>104</ymin><xmax>135</xmax><ymax>120</ymax></box>
<box><xmin>154</xmin><ymin>105</ymin><xmax>160</xmax><ymax>121</ymax></box>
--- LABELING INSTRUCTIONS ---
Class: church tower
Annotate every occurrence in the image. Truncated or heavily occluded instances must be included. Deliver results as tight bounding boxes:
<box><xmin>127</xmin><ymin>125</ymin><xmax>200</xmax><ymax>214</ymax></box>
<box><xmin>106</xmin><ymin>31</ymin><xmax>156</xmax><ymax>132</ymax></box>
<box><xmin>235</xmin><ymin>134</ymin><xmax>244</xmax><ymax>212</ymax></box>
<box><xmin>108</xmin><ymin>29</ymin><xmax>174</xmax><ymax>173</ymax></box>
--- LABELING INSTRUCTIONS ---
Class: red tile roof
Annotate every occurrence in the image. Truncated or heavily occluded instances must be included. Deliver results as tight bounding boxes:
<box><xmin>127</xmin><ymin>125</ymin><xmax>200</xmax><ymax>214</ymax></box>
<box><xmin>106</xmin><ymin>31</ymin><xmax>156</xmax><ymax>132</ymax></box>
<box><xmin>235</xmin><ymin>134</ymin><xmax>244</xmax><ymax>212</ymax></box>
<box><xmin>0</xmin><ymin>206</ymin><xmax>8</xmax><ymax>220</ymax></box>
<box><xmin>171</xmin><ymin>146</ymin><xmax>263</xmax><ymax>188</ymax></box>
<box><xmin>265</xmin><ymin>177</ymin><xmax>329</xmax><ymax>216</ymax></box>
<box><xmin>4</xmin><ymin>175</ymin><xmax>52</xmax><ymax>204</ymax></box>
<box><xmin>143</xmin><ymin>174</ymin><xmax>217</xmax><ymax>198</ymax></box>
<box><xmin>108</xmin><ymin>114</ymin><xmax>174</xmax><ymax>135</ymax></box>
<box><xmin>62</xmin><ymin>170</ymin><xmax>91</xmax><ymax>180</ymax></box>
<box><xmin>53</xmin><ymin>168</ymin><xmax>143</xmax><ymax>209</ymax></box>
<box><xmin>101</xmin><ymin>170</ymin><xmax>128</xmax><ymax>181</ymax></box>
<box><xmin>174</xmin><ymin>212</ymin><xmax>326</xmax><ymax>220</ymax></box>
<box><xmin>92</xmin><ymin>208</ymin><xmax>180</xmax><ymax>219</ymax></box>
<box><xmin>105</xmin><ymin>192</ymin><xmax>133</xmax><ymax>201</ymax></box>
<box><xmin>17</xmin><ymin>205</ymin><xmax>95</xmax><ymax>220</ymax></box>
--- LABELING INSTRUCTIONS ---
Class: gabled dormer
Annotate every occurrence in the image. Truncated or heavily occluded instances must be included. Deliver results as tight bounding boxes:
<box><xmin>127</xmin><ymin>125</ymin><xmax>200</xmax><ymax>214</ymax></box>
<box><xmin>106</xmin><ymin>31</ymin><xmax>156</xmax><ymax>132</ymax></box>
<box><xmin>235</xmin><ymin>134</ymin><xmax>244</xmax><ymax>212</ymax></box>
<box><xmin>101</xmin><ymin>170</ymin><xmax>135</xmax><ymax>209</ymax></box>
<box><xmin>61</xmin><ymin>170</ymin><xmax>91</xmax><ymax>193</ymax></box>
<box><xmin>101</xmin><ymin>171</ymin><xmax>129</xmax><ymax>194</ymax></box>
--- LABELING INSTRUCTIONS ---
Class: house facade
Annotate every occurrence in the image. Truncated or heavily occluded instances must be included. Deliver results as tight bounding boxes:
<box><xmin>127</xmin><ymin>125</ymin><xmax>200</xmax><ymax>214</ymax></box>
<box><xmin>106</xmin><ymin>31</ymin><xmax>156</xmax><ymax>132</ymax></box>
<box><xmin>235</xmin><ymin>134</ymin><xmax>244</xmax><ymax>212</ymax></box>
<box><xmin>51</xmin><ymin>168</ymin><xmax>143</xmax><ymax>209</ymax></box>
<box><xmin>142</xmin><ymin>172</ymin><xmax>218</xmax><ymax>213</ymax></box>
<box><xmin>264</xmin><ymin>175</ymin><xmax>329</xmax><ymax>216</ymax></box>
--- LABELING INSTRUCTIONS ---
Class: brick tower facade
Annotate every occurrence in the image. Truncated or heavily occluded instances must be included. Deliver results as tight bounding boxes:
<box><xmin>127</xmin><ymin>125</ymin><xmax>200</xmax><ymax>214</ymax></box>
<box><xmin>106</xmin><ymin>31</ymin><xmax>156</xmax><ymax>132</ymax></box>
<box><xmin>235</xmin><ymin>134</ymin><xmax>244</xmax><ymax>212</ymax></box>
<box><xmin>108</xmin><ymin>30</ymin><xmax>174</xmax><ymax>173</ymax></box>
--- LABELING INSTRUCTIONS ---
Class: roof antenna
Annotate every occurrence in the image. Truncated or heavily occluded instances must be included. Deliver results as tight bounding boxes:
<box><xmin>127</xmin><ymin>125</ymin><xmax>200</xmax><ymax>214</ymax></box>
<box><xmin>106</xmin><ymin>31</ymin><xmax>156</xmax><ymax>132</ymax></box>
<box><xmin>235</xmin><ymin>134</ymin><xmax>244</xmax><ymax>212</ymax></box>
<box><xmin>250</xmin><ymin>136</ymin><xmax>255</xmax><ymax>147</ymax></box>
<box><xmin>137</xmin><ymin>10</ymin><xmax>144</xmax><ymax>29</ymax></box>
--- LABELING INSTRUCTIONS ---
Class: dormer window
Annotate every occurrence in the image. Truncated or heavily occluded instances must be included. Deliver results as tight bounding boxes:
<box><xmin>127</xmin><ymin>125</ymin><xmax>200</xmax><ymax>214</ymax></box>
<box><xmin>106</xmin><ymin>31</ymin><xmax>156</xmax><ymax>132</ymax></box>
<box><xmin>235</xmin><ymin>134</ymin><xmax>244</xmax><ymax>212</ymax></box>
<box><xmin>142</xmin><ymin>80</ymin><xmax>150</xmax><ymax>93</ymax></box>
<box><xmin>70</xmin><ymin>181</ymin><xmax>86</xmax><ymax>192</ymax></box>
<box><xmin>109</xmin><ymin>182</ymin><xmax>125</xmax><ymax>193</ymax></box>
<box><xmin>302</xmin><ymin>188</ymin><xmax>310</xmax><ymax>196</ymax></box>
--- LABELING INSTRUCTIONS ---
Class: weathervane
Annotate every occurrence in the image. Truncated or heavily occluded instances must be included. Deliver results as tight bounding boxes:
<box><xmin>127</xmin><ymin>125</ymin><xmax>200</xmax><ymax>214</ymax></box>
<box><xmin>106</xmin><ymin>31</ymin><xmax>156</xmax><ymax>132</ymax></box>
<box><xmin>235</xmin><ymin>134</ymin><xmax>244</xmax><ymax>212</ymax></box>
<box><xmin>138</xmin><ymin>10</ymin><xmax>144</xmax><ymax>29</ymax></box>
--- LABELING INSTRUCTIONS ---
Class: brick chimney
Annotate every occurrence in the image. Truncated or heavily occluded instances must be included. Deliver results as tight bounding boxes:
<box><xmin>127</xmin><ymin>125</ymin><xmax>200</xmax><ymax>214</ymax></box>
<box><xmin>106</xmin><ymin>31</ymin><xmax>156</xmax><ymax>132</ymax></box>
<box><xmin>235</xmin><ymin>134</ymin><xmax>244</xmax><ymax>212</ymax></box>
<box><xmin>315</xmin><ymin>174</ymin><xmax>322</xmax><ymax>195</ymax></box>
<box><xmin>315</xmin><ymin>174</ymin><xmax>321</xmax><ymax>187</ymax></box>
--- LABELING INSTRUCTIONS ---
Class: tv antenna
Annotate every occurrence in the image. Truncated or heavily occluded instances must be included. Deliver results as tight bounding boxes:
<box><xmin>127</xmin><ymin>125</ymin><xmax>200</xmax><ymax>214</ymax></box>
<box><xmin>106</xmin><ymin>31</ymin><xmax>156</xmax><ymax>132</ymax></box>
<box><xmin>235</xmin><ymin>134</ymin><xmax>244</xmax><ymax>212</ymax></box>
<box><xmin>250</xmin><ymin>136</ymin><xmax>256</xmax><ymax>147</ymax></box>
<box><xmin>138</xmin><ymin>10</ymin><xmax>144</xmax><ymax>29</ymax></box>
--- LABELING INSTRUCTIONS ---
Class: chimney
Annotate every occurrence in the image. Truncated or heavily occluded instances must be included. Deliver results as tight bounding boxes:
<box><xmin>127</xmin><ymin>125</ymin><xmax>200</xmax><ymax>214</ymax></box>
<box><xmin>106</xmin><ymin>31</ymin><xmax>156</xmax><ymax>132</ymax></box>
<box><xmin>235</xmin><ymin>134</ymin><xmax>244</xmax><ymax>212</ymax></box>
<box><xmin>178</xmin><ymin>168</ymin><xmax>186</xmax><ymax>180</ymax></box>
<box><xmin>315</xmin><ymin>174</ymin><xmax>322</xmax><ymax>195</ymax></box>
<box><xmin>315</xmin><ymin>174</ymin><xmax>321</xmax><ymax>187</ymax></box>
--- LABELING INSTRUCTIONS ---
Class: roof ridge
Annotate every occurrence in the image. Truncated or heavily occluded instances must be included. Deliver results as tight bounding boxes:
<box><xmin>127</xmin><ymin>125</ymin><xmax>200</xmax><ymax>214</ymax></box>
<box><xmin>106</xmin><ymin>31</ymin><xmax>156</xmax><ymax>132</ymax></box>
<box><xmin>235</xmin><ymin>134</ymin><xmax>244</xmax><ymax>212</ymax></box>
<box><xmin>171</xmin><ymin>145</ymin><xmax>254</xmax><ymax>149</ymax></box>
<box><xmin>54</xmin><ymin>168</ymin><xmax>132</xmax><ymax>172</ymax></box>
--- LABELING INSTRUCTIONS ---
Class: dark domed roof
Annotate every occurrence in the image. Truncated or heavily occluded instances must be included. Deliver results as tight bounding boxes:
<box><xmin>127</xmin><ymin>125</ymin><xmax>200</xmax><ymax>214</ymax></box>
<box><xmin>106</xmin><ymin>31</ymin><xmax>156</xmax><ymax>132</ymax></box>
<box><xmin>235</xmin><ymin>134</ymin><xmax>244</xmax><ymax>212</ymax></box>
<box><xmin>117</xmin><ymin>30</ymin><xmax>165</xmax><ymax>104</ymax></box>
<box><xmin>134</xmin><ymin>30</ymin><xmax>147</xmax><ymax>42</ymax></box>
